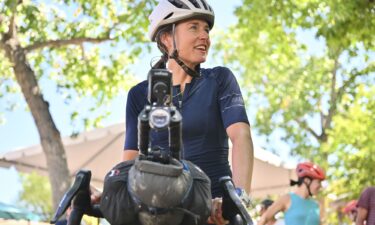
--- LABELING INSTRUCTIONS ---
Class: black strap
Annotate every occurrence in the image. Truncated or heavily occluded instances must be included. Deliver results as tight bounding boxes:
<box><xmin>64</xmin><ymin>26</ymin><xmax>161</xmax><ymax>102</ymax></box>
<box><xmin>169</xmin><ymin>24</ymin><xmax>201</xmax><ymax>78</ymax></box>
<box><xmin>303</xmin><ymin>178</ymin><xmax>313</xmax><ymax>197</ymax></box>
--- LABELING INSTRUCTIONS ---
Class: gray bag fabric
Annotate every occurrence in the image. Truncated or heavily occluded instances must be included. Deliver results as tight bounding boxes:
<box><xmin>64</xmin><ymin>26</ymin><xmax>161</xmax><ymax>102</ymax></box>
<box><xmin>128</xmin><ymin>158</ymin><xmax>212</xmax><ymax>225</ymax></box>
<box><xmin>100</xmin><ymin>160</ymin><xmax>139</xmax><ymax>225</ymax></box>
<box><xmin>179</xmin><ymin>160</ymin><xmax>212</xmax><ymax>225</ymax></box>
<box><xmin>100</xmin><ymin>157</ymin><xmax>212</xmax><ymax>225</ymax></box>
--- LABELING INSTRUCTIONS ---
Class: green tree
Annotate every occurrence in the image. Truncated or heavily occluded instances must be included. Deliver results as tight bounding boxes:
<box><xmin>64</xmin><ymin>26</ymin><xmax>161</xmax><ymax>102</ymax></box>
<box><xmin>19</xmin><ymin>172</ymin><xmax>53</xmax><ymax>221</ymax></box>
<box><xmin>0</xmin><ymin>0</ymin><xmax>155</xmax><ymax>209</ymax></box>
<box><xmin>217</xmin><ymin>0</ymin><xmax>374</xmax><ymax>222</ymax></box>
<box><xmin>323</xmin><ymin>85</ymin><xmax>375</xmax><ymax>197</ymax></box>
<box><xmin>322</xmin><ymin>85</ymin><xmax>374</xmax><ymax>224</ymax></box>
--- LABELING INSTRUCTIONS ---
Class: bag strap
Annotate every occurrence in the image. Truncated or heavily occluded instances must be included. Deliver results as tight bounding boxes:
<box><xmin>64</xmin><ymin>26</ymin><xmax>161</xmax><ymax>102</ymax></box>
<box><xmin>128</xmin><ymin>160</ymin><xmax>200</xmax><ymax>224</ymax></box>
<box><xmin>134</xmin><ymin>158</ymin><xmax>183</xmax><ymax>177</ymax></box>
<box><xmin>130</xmin><ymin>194</ymin><xmax>201</xmax><ymax>225</ymax></box>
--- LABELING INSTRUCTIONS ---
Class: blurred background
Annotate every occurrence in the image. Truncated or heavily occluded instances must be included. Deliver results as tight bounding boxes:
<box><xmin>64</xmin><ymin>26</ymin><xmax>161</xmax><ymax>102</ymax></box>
<box><xmin>0</xmin><ymin>0</ymin><xmax>374</xmax><ymax>224</ymax></box>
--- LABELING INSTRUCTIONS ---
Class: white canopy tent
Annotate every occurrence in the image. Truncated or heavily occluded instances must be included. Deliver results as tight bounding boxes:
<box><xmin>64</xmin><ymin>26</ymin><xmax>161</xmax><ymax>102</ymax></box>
<box><xmin>0</xmin><ymin>123</ymin><xmax>296</xmax><ymax>199</ymax></box>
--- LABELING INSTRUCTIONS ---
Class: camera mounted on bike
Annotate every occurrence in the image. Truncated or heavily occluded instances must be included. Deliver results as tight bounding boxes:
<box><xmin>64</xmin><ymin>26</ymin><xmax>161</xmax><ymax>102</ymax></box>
<box><xmin>138</xmin><ymin>68</ymin><xmax>182</xmax><ymax>163</ymax></box>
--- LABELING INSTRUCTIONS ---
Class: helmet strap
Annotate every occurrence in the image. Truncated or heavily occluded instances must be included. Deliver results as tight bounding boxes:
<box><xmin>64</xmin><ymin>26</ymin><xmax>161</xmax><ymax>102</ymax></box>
<box><xmin>303</xmin><ymin>177</ymin><xmax>313</xmax><ymax>197</ymax></box>
<box><xmin>169</xmin><ymin>24</ymin><xmax>201</xmax><ymax>78</ymax></box>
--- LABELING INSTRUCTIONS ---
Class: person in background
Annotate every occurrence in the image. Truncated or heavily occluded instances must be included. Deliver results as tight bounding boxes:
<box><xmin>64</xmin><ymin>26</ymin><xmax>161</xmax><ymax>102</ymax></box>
<box><xmin>259</xmin><ymin>199</ymin><xmax>274</xmax><ymax>217</ymax></box>
<box><xmin>343</xmin><ymin>200</ymin><xmax>358</xmax><ymax>224</ymax></box>
<box><xmin>258</xmin><ymin>162</ymin><xmax>325</xmax><ymax>225</ymax></box>
<box><xmin>258</xmin><ymin>199</ymin><xmax>285</xmax><ymax>225</ymax></box>
<box><xmin>356</xmin><ymin>186</ymin><xmax>375</xmax><ymax>225</ymax></box>
<box><xmin>259</xmin><ymin>199</ymin><xmax>276</xmax><ymax>225</ymax></box>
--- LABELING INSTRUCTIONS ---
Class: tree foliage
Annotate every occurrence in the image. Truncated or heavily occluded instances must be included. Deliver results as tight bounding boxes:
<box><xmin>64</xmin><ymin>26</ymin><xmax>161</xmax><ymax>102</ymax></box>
<box><xmin>19</xmin><ymin>172</ymin><xmax>104</xmax><ymax>223</ymax></box>
<box><xmin>323</xmin><ymin>85</ymin><xmax>375</xmax><ymax>198</ymax></box>
<box><xmin>0</xmin><ymin>0</ymin><xmax>155</xmax><ymax>210</ymax></box>
<box><xmin>19</xmin><ymin>172</ymin><xmax>53</xmax><ymax>221</ymax></box>
<box><xmin>217</xmin><ymin>0</ymin><xmax>374</xmax><ymax>222</ymax></box>
<box><xmin>1</xmin><ymin>0</ymin><xmax>153</xmax><ymax>129</ymax></box>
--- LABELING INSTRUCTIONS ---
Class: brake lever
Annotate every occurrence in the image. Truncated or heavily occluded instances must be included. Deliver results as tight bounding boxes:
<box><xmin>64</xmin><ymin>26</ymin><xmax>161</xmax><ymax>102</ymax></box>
<box><xmin>219</xmin><ymin>176</ymin><xmax>253</xmax><ymax>225</ymax></box>
<box><xmin>50</xmin><ymin>170</ymin><xmax>92</xmax><ymax>224</ymax></box>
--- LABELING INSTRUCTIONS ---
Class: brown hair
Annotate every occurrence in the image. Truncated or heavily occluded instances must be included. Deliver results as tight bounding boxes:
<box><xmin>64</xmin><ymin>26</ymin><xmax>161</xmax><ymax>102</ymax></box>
<box><xmin>153</xmin><ymin>24</ymin><xmax>173</xmax><ymax>69</ymax></box>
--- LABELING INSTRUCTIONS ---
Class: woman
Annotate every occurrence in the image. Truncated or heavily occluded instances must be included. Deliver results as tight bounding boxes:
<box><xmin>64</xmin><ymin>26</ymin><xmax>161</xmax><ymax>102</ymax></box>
<box><xmin>122</xmin><ymin>0</ymin><xmax>254</xmax><ymax>224</ymax></box>
<box><xmin>258</xmin><ymin>162</ymin><xmax>326</xmax><ymax>225</ymax></box>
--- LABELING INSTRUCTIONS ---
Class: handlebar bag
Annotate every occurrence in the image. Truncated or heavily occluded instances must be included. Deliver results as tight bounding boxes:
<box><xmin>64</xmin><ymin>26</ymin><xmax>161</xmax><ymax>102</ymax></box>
<box><xmin>128</xmin><ymin>157</ymin><xmax>212</xmax><ymax>225</ymax></box>
<box><xmin>100</xmin><ymin>160</ymin><xmax>139</xmax><ymax>225</ymax></box>
<box><xmin>100</xmin><ymin>157</ymin><xmax>211</xmax><ymax>225</ymax></box>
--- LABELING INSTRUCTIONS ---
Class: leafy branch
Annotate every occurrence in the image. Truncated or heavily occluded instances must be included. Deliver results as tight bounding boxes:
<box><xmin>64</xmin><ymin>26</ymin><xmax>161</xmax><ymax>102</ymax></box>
<box><xmin>323</xmin><ymin>56</ymin><xmax>340</xmax><ymax>131</ymax></box>
<box><xmin>23</xmin><ymin>20</ymin><xmax>127</xmax><ymax>53</ymax></box>
<box><xmin>24</xmin><ymin>36</ymin><xmax>113</xmax><ymax>52</ymax></box>
<box><xmin>294</xmin><ymin>118</ymin><xmax>321</xmax><ymax>141</ymax></box>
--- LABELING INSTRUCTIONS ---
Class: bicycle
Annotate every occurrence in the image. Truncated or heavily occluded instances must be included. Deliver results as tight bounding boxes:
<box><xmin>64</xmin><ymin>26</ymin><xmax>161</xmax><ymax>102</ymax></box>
<box><xmin>51</xmin><ymin>69</ymin><xmax>253</xmax><ymax>225</ymax></box>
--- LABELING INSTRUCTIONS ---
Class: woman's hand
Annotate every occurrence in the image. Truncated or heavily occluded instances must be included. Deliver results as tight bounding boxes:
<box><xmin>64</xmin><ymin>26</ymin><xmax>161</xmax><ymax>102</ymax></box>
<box><xmin>207</xmin><ymin>198</ymin><xmax>229</xmax><ymax>225</ymax></box>
<box><xmin>90</xmin><ymin>185</ymin><xmax>102</xmax><ymax>204</ymax></box>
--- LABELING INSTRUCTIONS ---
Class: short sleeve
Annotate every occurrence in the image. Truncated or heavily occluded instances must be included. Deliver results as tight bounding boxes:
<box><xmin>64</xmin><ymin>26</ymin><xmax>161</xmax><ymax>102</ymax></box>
<box><xmin>124</xmin><ymin>84</ymin><xmax>146</xmax><ymax>150</ymax></box>
<box><xmin>357</xmin><ymin>187</ymin><xmax>371</xmax><ymax>210</ymax></box>
<box><xmin>216</xmin><ymin>67</ymin><xmax>249</xmax><ymax>128</ymax></box>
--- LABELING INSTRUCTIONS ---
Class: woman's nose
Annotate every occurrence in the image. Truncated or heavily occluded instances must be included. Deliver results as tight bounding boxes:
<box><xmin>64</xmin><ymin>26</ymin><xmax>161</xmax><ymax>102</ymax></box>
<box><xmin>199</xmin><ymin>30</ymin><xmax>209</xmax><ymax>40</ymax></box>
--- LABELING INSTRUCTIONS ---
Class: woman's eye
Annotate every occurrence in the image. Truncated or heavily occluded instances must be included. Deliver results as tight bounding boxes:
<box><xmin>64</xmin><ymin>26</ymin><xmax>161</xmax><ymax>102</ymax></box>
<box><xmin>190</xmin><ymin>25</ymin><xmax>197</xmax><ymax>30</ymax></box>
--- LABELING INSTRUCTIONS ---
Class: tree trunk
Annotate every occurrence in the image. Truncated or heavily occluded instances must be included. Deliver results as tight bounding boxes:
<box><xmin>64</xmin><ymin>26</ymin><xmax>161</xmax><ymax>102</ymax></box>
<box><xmin>1</xmin><ymin>36</ymin><xmax>71</xmax><ymax>210</ymax></box>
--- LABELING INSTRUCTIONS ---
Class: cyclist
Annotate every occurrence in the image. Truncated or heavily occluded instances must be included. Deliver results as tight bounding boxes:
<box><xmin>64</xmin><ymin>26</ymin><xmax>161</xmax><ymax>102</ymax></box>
<box><xmin>258</xmin><ymin>162</ymin><xmax>326</xmax><ymax>225</ymax></box>
<box><xmin>122</xmin><ymin>0</ymin><xmax>254</xmax><ymax>224</ymax></box>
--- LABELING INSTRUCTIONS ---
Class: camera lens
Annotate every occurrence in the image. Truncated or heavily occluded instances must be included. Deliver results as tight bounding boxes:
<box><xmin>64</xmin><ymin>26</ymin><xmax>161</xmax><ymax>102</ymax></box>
<box><xmin>149</xmin><ymin>108</ymin><xmax>170</xmax><ymax>129</ymax></box>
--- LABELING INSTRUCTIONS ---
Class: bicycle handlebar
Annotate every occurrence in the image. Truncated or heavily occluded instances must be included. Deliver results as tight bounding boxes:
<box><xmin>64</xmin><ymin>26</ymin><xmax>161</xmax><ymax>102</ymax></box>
<box><xmin>51</xmin><ymin>170</ymin><xmax>102</xmax><ymax>225</ymax></box>
<box><xmin>220</xmin><ymin>176</ymin><xmax>253</xmax><ymax>225</ymax></box>
<box><xmin>67</xmin><ymin>208</ymin><xmax>84</xmax><ymax>225</ymax></box>
<box><xmin>52</xmin><ymin>171</ymin><xmax>253</xmax><ymax>225</ymax></box>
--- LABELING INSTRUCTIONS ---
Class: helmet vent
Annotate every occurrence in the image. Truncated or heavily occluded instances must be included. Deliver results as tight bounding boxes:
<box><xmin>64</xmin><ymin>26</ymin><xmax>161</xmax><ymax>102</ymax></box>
<box><xmin>164</xmin><ymin>12</ymin><xmax>174</xmax><ymax>20</ymax></box>
<box><xmin>190</xmin><ymin>0</ymin><xmax>201</xmax><ymax>8</ymax></box>
<box><xmin>200</xmin><ymin>0</ymin><xmax>209</xmax><ymax>10</ymax></box>
<box><xmin>168</xmin><ymin>0</ymin><xmax>189</xmax><ymax>9</ymax></box>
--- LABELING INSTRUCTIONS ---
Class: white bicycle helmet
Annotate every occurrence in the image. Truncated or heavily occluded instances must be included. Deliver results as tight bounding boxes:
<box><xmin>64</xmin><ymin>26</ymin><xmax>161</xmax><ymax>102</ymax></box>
<box><xmin>148</xmin><ymin>0</ymin><xmax>215</xmax><ymax>41</ymax></box>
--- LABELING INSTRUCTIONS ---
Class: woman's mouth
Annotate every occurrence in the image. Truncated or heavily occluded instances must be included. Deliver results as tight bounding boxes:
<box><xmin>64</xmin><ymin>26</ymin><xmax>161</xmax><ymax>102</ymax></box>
<box><xmin>194</xmin><ymin>45</ymin><xmax>207</xmax><ymax>53</ymax></box>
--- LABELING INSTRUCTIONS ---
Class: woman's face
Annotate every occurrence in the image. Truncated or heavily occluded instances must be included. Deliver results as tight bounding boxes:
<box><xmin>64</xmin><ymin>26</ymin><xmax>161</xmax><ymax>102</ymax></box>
<box><xmin>309</xmin><ymin>179</ymin><xmax>322</xmax><ymax>195</ymax></box>
<box><xmin>163</xmin><ymin>19</ymin><xmax>211</xmax><ymax>68</ymax></box>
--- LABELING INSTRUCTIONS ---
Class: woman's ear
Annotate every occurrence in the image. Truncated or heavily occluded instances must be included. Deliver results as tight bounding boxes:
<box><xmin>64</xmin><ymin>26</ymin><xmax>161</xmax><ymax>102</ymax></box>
<box><xmin>160</xmin><ymin>32</ymin><xmax>172</xmax><ymax>54</ymax></box>
<box><xmin>303</xmin><ymin>177</ymin><xmax>312</xmax><ymax>185</ymax></box>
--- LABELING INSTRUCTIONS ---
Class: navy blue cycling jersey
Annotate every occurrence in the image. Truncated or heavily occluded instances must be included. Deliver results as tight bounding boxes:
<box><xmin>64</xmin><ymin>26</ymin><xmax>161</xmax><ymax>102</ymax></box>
<box><xmin>124</xmin><ymin>66</ymin><xmax>249</xmax><ymax>197</ymax></box>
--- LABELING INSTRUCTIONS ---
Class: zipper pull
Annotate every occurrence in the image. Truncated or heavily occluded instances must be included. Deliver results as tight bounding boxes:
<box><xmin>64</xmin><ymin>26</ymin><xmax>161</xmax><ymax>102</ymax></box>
<box><xmin>179</xmin><ymin>100</ymin><xmax>182</xmax><ymax>109</ymax></box>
